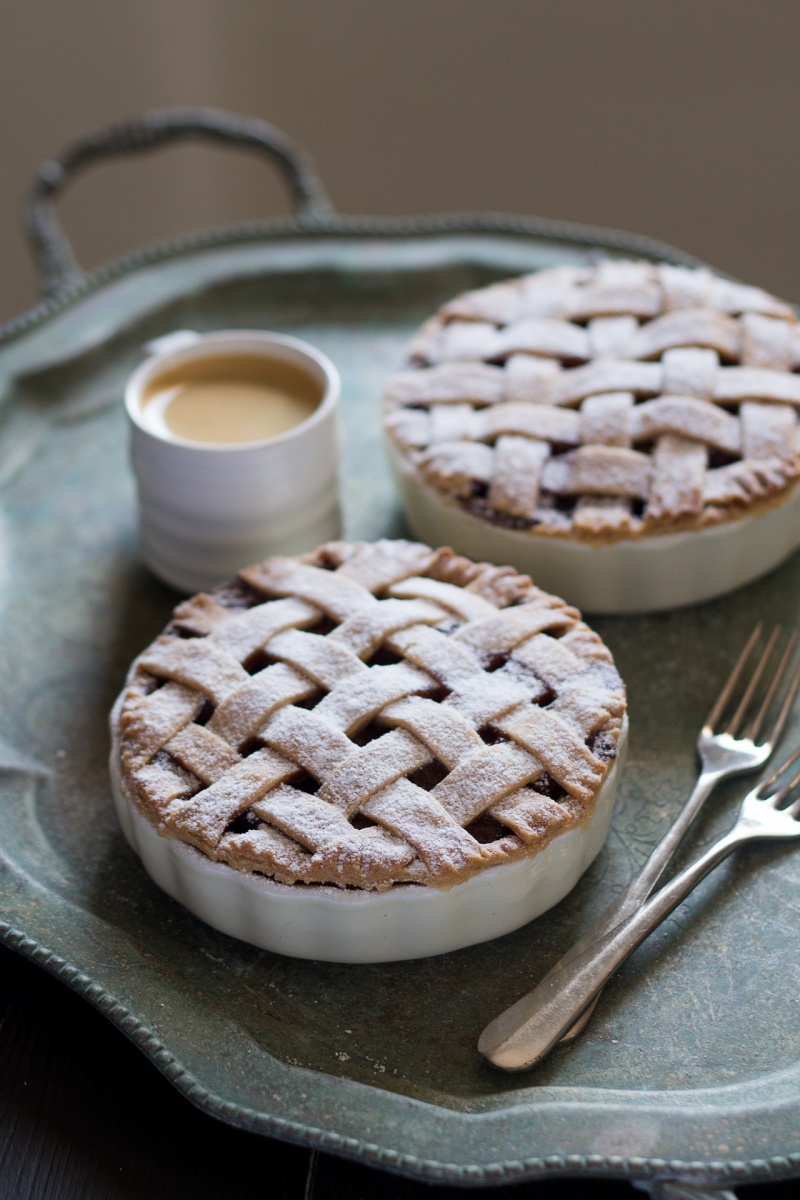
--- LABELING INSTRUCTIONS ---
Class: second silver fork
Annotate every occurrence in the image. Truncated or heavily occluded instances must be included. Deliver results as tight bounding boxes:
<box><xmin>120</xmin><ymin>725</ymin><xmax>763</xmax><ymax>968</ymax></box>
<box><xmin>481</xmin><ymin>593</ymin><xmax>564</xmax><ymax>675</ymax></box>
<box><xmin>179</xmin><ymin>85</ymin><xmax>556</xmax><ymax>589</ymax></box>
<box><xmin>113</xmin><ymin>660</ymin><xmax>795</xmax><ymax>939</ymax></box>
<box><xmin>479</xmin><ymin>623</ymin><xmax>800</xmax><ymax>1069</ymax></box>
<box><xmin>480</xmin><ymin>738</ymin><xmax>800</xmax><ymax>1073</ymax></box>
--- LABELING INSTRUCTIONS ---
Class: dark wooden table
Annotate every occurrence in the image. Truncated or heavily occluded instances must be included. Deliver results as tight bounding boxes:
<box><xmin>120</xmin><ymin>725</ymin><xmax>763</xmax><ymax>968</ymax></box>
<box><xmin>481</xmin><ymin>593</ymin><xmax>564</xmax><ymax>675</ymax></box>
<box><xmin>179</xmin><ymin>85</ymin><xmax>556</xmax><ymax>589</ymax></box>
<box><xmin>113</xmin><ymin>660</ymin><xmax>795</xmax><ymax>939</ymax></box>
<box><xmin>1</xmin><ymin>942</ymin><xmax>795</xmax><ymax>1200</ymax></box>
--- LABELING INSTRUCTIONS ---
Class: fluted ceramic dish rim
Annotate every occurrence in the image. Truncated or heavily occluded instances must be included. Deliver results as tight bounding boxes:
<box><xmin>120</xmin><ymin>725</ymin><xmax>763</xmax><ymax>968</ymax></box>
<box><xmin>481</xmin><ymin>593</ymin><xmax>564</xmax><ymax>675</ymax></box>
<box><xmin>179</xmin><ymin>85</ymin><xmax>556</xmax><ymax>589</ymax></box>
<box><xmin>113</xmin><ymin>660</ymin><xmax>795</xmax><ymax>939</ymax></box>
<box><xmin>387</xmin><ymin>440</ymin><xmax>800</xmax><ymax>615</ymax></box>
<box><xmin>109</xmin><ymin>696</ymin><xmax>627</xmax><ymax>963</ymax></box>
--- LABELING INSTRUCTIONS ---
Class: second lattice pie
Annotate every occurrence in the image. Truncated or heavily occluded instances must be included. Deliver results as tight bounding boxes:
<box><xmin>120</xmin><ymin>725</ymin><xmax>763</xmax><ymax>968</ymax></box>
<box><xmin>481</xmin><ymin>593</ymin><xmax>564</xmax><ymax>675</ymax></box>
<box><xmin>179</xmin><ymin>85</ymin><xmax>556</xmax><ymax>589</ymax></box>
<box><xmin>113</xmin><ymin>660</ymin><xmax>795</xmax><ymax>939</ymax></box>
<box><xmin>384</xmin><ymin>260</ymin><xmax>800</xmax><ymax>612</ymax></box>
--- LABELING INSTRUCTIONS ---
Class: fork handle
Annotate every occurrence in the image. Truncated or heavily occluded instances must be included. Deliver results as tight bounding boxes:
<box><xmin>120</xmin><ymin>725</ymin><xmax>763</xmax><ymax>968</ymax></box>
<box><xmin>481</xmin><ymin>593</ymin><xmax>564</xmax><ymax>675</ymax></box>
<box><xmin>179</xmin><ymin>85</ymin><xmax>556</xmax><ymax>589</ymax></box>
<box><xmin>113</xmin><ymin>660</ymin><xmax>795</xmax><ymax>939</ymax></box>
<box><xmin>535</xmin><ymin>772</ymin><xmax>721</xmax><ymax>1032</ymax></box>
<box><xmin>478</xmin><ymin>826</ymin><xmax>743</xmax><ymax>1071</ymax></box>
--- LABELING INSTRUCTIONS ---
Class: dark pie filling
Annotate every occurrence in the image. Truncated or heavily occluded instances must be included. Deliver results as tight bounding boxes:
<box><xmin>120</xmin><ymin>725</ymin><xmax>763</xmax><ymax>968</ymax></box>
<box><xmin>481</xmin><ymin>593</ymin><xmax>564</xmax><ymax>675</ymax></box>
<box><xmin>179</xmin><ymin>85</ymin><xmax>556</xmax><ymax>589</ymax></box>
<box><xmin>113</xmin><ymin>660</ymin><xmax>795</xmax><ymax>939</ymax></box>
<box><xmin>125</xmin><ymin>544</ymin><xmax>624</xmax><ymax>885</ymax></box>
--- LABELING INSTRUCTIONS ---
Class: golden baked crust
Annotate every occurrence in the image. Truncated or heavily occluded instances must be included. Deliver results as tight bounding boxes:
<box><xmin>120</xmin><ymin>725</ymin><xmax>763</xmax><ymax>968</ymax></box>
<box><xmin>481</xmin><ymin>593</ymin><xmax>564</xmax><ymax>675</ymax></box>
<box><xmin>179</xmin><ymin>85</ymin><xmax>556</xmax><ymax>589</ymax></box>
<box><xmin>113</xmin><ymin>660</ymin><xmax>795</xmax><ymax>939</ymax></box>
<box><xmin>384</xmin><ymin>261</ymin><xmax>800</xmax><ymax>542</ymax></box>
<box><xmin>111</xmin><ymin>540</ymin><xmax>625</xmax><ymax>891</ymax></box>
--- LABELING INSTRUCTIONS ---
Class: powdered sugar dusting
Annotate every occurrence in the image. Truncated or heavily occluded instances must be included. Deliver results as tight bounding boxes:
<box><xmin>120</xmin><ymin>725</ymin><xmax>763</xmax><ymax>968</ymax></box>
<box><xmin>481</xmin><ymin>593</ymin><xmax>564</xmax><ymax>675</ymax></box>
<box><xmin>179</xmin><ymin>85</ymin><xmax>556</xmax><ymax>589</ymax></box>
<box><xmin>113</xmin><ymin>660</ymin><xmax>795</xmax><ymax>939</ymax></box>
<box><xmin>383</xmin><ymin>260</ymin><xmax>800</xmax><ymax>539</ymax></box>
<box><xmin>114</xmin><ymin>540</ymin><xmax>625</xmax><ymax>889</ymax></box>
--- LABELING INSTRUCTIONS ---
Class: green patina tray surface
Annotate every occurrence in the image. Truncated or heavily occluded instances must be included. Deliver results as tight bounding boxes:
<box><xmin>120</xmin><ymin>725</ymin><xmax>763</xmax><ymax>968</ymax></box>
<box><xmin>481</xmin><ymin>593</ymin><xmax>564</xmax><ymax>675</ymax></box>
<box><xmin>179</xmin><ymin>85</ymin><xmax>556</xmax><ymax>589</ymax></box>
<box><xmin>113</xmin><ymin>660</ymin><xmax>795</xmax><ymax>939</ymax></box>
<box><xmin>2</xmin><ymin>218</ymin><xmax>800</xmax><ymax>1190</ymax></box>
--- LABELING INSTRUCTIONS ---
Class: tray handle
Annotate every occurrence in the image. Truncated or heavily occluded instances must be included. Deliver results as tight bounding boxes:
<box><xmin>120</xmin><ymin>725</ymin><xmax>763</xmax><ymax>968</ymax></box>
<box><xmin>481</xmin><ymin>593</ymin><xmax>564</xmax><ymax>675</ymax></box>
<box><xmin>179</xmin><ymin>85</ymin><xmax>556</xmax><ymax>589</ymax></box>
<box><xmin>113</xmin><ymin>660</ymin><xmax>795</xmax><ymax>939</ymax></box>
<box><xmin>24</xmin><ymin>106</ymin><xmax>335</xmax><ymax>299</ymax></box>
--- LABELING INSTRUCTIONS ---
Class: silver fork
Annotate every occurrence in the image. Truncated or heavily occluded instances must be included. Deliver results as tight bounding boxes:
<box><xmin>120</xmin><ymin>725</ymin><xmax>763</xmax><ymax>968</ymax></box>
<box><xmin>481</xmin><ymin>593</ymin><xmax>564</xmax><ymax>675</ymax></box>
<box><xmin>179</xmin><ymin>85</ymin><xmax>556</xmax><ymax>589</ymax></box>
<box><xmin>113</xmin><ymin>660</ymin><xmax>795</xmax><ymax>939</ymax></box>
<box><xmin>479</xmin><ymin>624</ymin><xmax>800</xmax><ymax>1069</ymax></box>
<box><xmin>560</xmin><ymin>623</ymin><xmax>799</xmax><ymax>1040</ymax></box>
<box><xmin>478</xmin><ymin>742</ymin><xmax>800</xmax><ymax>1072</ymax></box>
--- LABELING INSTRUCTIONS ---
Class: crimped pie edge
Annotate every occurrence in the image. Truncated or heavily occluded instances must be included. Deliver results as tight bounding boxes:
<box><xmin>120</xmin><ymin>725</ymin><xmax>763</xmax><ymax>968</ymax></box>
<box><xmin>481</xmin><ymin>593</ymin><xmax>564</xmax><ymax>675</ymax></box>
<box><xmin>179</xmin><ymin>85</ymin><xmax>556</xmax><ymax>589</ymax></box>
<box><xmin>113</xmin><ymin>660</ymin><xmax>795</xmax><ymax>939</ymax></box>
<box><xmin>111</xmin><ymin>539</ymin><xmax>626</xmax><ymax>893</ymax></box>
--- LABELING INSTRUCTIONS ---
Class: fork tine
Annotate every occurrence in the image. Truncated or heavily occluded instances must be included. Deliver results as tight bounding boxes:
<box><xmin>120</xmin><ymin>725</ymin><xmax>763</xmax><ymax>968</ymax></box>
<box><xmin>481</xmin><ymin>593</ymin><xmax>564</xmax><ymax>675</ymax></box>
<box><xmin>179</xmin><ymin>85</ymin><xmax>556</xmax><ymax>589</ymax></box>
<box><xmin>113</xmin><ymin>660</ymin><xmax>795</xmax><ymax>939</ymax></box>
<box><xmin>757</xmin><ymin>743</ymin><xmax>800</xmax><ymax>801</ymax></box>
<box><xmin>762</xmin><ymin>643</ymin><xmax>800</xmax><ymax>744</ymax></box>
<box><xmin>704</xmin><ymin>623</ymin><xmax>762</xmax><ymax>733</ymax></box>
<box><xmin>728</xmin><ymin>625</ymin><xmax>780</xmax><ymax>738</ymax></box>
<box><xmin>767</xmin><ymin>759</ymin><xmax>800</xmax><ymax>807</ymax></box>
<box><xmin>755</xmin><ymin>638</ymin><xmax>800</xmax><ymax>747</ymax></box>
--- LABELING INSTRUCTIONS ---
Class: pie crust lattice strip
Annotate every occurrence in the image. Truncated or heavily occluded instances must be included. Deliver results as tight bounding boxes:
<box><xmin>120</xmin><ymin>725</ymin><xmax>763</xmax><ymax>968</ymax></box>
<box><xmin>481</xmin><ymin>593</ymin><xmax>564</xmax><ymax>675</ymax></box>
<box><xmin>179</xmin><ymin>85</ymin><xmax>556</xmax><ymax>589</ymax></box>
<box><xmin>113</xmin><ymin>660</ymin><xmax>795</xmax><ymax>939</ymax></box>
<box><xmin>112</xmin><ymin>540</ymin><xmax>626</xmax><ymax>894</ymax></box>
<box><xmin>384</xmin><ymin>260</ymin><xmax>800</xmax><ymax>540</ymax></box>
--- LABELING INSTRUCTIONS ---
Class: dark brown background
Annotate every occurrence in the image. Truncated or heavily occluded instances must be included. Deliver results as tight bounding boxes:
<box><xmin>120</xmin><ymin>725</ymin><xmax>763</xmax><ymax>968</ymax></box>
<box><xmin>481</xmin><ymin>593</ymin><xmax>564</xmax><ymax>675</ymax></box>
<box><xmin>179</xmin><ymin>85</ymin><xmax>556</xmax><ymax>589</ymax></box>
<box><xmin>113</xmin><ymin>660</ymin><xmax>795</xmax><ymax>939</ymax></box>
<box><xmin>2</xmin><ymin>0</ymin><xmax>800</xmax><ymax>321</ymax></box>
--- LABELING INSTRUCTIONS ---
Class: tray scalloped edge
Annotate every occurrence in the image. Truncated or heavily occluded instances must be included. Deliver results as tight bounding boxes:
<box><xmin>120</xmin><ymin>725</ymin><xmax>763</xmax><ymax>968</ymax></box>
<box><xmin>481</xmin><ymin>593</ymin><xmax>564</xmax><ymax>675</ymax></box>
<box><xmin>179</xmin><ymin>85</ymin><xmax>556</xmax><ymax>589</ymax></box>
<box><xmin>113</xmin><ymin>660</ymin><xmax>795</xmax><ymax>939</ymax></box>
<box><xmin>3</xmin><ymin>919</ymin><xmax>800</xmax><ymax>1188</ymax></box>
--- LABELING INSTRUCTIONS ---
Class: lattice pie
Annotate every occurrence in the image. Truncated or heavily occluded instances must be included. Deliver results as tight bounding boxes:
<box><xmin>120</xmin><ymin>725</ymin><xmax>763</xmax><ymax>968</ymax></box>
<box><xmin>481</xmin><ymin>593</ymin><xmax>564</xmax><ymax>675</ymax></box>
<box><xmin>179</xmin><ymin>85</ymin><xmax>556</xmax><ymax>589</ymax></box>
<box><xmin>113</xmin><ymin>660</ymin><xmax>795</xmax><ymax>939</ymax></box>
<box><xmin>384</xmin><ymin>261</ymin><xmax>800</xmax><ymax>612</ymax></box>
<box><xmin>111</xmin><ymin>540</ymin><xmax>626</xmax><ymax>898</ymax></box>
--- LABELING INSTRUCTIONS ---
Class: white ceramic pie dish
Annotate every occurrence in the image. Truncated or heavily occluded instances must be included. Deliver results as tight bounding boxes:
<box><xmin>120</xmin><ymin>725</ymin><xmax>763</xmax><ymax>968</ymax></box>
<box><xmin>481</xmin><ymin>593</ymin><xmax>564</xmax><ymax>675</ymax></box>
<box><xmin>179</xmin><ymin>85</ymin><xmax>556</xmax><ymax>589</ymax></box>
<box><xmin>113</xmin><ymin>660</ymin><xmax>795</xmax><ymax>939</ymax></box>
<box><xmin>387</xmin><ymin>441</ymin><xmax>800</xmax><ymax>616</ymax></box>
<box><xmin>110</xmin><ymin>710</ymin><xmax>627</xmax><ymax>963</ymax></box>
<box><xmin>383</xmin><ymin>260</ymin><xmax>800</xmax><ymax>615</ymax></box>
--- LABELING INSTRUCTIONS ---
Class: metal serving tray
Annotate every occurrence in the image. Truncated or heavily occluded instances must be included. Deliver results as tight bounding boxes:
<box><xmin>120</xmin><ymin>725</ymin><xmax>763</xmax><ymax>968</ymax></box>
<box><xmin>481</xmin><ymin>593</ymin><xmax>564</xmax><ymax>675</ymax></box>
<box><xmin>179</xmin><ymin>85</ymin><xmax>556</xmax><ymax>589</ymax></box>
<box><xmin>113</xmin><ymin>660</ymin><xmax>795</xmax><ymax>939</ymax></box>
<box><xmin>1</xmin><ymin>109</ymin><xmax>799</xmax><ymax>1193</ymax></box>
